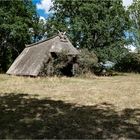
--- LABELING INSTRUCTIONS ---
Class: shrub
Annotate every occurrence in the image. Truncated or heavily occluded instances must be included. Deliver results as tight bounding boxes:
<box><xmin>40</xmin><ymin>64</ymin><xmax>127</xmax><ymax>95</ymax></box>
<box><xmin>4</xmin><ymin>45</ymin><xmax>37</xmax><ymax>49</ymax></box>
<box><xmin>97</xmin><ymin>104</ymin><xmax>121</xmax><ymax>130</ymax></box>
<box><xmin>115</xmin><ymin>52</ymin><xmax>140</xmax><ymax>73</ymax></box>
<box><xmin>77</xmin><ymin>49</ymin><xmax>98</xmax><ymax>75</ymax></box>
<box><xmin>94</xmin><ymin>46</ymin><xmax>128</xmax><ymax>63</ymax></box>
<box><xmin>40</xmin><ymin>51</ymin><xmax>74</xmax><ymax>76</ymax></box>
<box><xmin>52</xmin><ymin>51</ymin><xmax>74</xmax><ymax>76</ymax></box>
<box><xmin>40</xmin><ymin>49</ymin><xmax>99</xmax><ymax>77</ymax></box>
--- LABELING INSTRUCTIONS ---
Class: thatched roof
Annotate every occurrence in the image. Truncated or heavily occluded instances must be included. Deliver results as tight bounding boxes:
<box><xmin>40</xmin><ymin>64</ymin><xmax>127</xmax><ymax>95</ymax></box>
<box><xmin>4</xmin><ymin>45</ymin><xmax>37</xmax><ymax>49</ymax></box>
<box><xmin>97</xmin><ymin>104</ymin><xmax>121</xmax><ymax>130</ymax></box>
<box><xmin>6</xmin><ymin>34</ymin><xmax>79</xmax><ymax>76</ymax></box>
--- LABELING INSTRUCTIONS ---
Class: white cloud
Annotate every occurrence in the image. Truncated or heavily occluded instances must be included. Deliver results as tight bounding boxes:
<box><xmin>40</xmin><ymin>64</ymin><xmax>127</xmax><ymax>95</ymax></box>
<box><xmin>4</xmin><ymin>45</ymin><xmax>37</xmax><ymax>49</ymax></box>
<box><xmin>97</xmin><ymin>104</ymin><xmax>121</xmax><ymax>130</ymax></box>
<box><xmin>123</xmin><ymin>0</ymin><xmax>133</xmax><ymax>7</ymax></box>
<box><xmin>36</xmin><ymin>0</ymin><xmax>53</xmax><ymax>14</ymax></box>
<box><xmin>39</xmin><ymin>16</ymin><xmax>46</xmax><ymax>21</ymax></box>
<box><xmin>39</xmin><ymin>16</ymin><xmax>46</xmax><ymax>24</ymax></box>
<box><xmin>125</xmin><ymin>44</ymin><xmax>137</xmax><ymax>52</ymax></box>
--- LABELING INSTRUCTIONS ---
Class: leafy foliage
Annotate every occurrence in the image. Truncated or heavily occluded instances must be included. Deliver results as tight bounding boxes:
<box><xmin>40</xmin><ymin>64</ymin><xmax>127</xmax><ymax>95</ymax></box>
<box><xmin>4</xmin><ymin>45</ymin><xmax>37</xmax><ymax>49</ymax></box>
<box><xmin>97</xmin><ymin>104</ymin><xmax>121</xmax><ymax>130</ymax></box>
<box><xmin>94</xmin><ymin>46</ymin><xmax>129</xmax><ymax>63</ymax></box>
<box><xmin>40</xmin><ymin>49</ymin><xmax>98</xmax><ymax>77</ymax></box>
<box><xmin>47</xmin><ymin>0</ymin><xmax>131</xmax><ymax>62</ymax></box>
<box><xmin>115</xmin><ymin>52</ymin><xmax>140</xmax><ymax>73</ymax></box>
<box><xmin>128</xmin><ymin>0</ymin><xmax>140</xmax><ymax>50</ymax></box>
<box><xmin>77</xmin><ymin>49</ymin><xmax>98</xmax><ymax>74</ymax></box>
<box><xmin>0</xmin><ymin>0</ymin><xmax>38</xmax><ymax>72</ymax></box>
<box><xmin>40</xmin><ymin>51</ymin><xmax>77</xmax><ymax>76</ymax></box>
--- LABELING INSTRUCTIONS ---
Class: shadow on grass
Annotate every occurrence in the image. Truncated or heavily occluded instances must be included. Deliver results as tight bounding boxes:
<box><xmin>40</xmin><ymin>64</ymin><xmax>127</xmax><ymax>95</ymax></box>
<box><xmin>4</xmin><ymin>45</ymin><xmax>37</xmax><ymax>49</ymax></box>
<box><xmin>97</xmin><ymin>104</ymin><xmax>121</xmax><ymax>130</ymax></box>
<box><xmin>0</xmin><ymin>93</ymin><xmax>140</xmax><ymax>139</ymax></box>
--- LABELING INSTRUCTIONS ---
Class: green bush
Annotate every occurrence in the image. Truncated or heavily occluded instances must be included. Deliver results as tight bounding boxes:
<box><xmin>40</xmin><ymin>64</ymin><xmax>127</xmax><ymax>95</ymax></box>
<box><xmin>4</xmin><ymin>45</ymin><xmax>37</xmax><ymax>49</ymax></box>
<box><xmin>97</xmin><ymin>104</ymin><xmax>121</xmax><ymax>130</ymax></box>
<box><xmin>94</xmin><ymin>46</ymin><xmax>128</xmax><ymax>63</ymax></box>
<box><xmin>77</xmin><ymin>49</ymin><xmax>98</xmax><ymax>75</ymax></box>
<box><xmin>40</xmin><ymin>49</ymin><xmax>99</xmax><ymax>77</ymax></box>
<box><xmin>52</xmin><ymin>51</ymin><xmax>74</xmax><ymax>76</ymax></box>
<box><xmin>115</xmin><ymin>52</ymin><xmax>140</xmax><ymax>73</ymax></box>
<box><xmin>40</xmin><ymin>51</ymin><xmax>74</xmax><ymax>76</ymax></box>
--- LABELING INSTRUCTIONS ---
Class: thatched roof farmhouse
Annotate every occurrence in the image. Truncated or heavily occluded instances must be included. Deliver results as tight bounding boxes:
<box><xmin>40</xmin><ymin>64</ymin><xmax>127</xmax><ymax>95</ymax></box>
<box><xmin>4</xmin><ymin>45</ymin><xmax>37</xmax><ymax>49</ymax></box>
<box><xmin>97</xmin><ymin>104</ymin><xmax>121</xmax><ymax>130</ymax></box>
<box><xmin>6</xmin><ymin>32</ymin><xmax>79</xmax><ymax>76</ymax></box>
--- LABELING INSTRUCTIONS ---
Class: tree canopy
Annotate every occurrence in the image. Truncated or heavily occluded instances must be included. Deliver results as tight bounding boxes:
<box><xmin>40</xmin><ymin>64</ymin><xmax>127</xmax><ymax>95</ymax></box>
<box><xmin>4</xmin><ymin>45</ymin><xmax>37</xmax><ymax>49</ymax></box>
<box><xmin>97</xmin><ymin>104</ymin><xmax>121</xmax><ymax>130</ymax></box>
<box><xmin>0</xmin><ymin>0</ymin><xmax>38</xmax><ymax>72</ymax></box>
<box><xmin>129</xmin><ymin>0</ymin><xmax>140</xmax><ymax>51</ymax></box>
<box><xmin>46</xmin><ymin>0</ymin><xmax>131</xmax><ymax>62</ymax></box>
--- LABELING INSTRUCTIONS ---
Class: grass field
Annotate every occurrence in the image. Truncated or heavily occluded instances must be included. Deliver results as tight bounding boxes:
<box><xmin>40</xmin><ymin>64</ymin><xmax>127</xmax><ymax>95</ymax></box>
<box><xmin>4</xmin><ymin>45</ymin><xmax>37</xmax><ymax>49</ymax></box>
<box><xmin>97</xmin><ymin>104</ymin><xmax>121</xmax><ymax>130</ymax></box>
<box><xmin>0</xmin><ymin>74</ymin><xmax>140</xmax><ymax>138</ymax></box>
<box><xmin>0</xmin><ymin>73</ymin><xmax>140</xmax><ymax>110</ymax></box>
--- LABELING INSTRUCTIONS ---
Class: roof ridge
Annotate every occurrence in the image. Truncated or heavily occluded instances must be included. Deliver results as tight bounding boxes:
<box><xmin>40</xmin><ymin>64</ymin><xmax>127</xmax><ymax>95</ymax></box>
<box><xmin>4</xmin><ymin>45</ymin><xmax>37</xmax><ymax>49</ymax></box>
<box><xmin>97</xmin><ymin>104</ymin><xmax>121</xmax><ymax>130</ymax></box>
<box><xmin>25</xmin><ymin>34</ymin><xmax>58</xmax><ymax>48</ymax></box>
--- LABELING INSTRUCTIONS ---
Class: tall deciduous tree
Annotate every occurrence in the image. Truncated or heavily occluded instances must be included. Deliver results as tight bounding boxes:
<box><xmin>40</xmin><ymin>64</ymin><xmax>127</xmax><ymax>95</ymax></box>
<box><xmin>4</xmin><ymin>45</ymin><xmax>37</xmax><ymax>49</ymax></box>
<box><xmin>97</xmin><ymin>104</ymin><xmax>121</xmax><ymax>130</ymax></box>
<box><xmin>129</xmin><ymin>0</ymin><xmax>140</xmax><ymax>51</ymax></box>
<box><xmin>0</xmin><ymin>0</ymin><xmax>38</xmax><ymax>72</ymax></box>
<box><xmin>47</xmin><ymin>0</ymin><xmax>131</xmax><ymax>62</ymax></box>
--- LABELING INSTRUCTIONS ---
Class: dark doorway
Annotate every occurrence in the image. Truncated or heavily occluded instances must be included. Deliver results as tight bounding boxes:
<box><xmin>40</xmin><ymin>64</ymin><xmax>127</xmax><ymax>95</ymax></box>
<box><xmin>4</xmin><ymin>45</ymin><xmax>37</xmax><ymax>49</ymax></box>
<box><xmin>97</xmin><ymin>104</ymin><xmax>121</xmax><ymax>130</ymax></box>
<box><xmin>61</xmin><ymin>63</ymin><xmax>73</xmax><ymax>77</ymax></box>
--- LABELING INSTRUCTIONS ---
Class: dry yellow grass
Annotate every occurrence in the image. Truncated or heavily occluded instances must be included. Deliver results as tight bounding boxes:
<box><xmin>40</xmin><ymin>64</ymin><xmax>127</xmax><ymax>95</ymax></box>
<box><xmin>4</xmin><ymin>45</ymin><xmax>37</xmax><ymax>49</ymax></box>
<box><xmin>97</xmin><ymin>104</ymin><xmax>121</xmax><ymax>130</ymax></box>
<box><xmin>0</xmin><ymin>73</ymin><xmax>140</xmax><ymax>110</ymax></box>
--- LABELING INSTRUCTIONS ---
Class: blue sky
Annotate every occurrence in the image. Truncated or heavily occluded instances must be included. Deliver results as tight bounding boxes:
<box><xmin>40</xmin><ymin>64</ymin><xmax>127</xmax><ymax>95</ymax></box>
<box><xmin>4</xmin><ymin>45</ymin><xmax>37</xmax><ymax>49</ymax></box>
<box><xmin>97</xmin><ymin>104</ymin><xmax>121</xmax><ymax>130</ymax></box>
<box><xmin>33</xmin><ymin>0</ymin><xmax>133</xmax><ymax>19</ymax></box>
<box><xmin>32</xmin><ymin>0</ymin><xmax>51</xmax><ymax>19</ymax></box>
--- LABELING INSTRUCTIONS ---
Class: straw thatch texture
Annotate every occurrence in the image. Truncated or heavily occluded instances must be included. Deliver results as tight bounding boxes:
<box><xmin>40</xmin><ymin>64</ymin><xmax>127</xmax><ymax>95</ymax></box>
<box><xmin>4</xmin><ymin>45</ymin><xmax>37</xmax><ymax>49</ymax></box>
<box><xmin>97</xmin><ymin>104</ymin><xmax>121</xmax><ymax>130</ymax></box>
<box><xmin>6</xmin><ymin>35</ymin><xmax>79</xmax><ymax>76</ymax></box>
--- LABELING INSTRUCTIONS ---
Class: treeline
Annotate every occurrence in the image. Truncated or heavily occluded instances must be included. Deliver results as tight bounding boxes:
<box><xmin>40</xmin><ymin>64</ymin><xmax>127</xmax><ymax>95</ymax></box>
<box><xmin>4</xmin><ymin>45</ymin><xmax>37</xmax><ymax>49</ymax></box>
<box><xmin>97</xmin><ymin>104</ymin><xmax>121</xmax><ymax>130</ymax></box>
<box><xmin>0</xmin><ymin>0</ymin><xmax>140</xmax><ymax>73</ymax></box>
